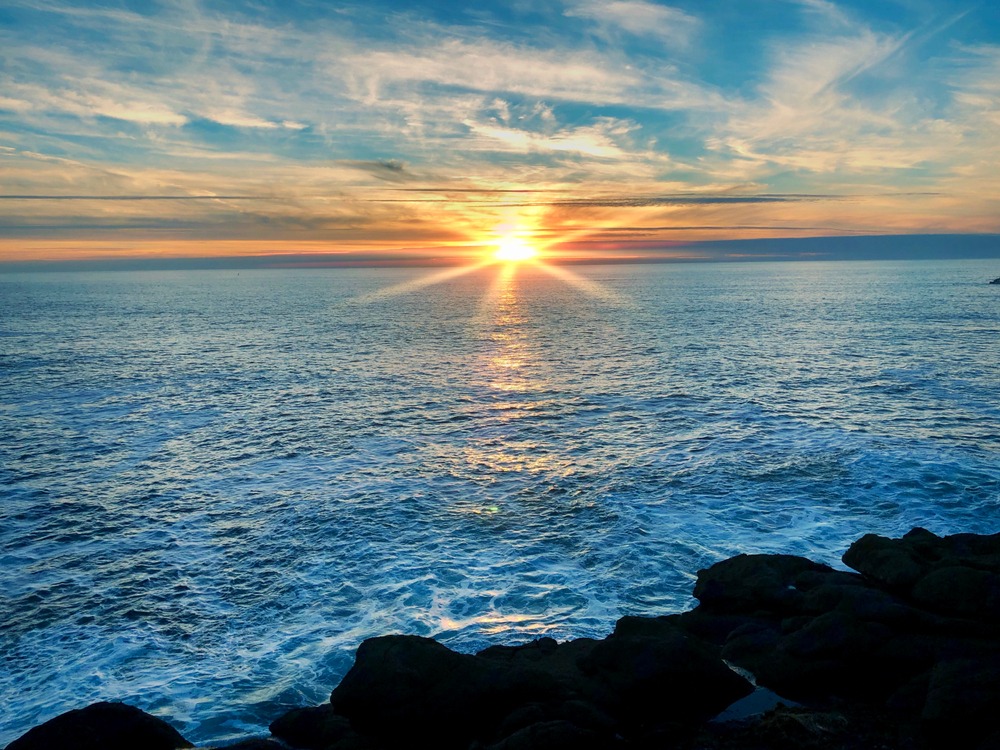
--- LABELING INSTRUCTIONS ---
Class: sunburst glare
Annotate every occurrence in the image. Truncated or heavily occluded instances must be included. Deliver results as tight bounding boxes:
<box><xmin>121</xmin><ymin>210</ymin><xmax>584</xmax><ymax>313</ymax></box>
<box><xmin>493</xmin><ymin>237</ymin><xmax>538</xmax><ymax>263</ymax></box>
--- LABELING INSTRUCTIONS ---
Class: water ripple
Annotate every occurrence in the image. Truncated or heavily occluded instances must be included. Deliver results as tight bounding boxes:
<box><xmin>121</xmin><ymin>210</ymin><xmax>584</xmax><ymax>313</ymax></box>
<box><xmin>1</xmin><ymin>260</ymin><xmax>998</xmax><ymax>745</ymax></box>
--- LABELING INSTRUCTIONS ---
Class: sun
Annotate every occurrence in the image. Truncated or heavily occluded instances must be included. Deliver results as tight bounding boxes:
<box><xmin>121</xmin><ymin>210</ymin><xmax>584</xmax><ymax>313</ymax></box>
<box><xmin>493</xmin><ymin>237</ymin><xmax>538</xmax><ymax>263</ymax></box>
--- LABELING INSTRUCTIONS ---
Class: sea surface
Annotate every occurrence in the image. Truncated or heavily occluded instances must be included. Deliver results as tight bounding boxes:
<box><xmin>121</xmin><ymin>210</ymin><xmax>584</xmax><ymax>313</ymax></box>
<box><xmin>2</xmin><ymin>259</ymin><xmax>998</xmax><ymax>745</ymax></box>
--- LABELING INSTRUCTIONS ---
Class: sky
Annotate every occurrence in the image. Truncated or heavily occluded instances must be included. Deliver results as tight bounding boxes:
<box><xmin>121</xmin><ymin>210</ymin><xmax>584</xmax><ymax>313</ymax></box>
<box><xmin>1</xmin><ymin>0</ymin><xmax>999</xmax><ymax>265</ymax></box>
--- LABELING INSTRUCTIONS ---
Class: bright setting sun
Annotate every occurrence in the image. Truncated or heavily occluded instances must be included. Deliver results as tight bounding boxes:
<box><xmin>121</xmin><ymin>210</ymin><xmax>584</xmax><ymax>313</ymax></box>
<box><xmin>493</xmin><ymin>238</ymin><xmax>538</xmax><ymax>263</ymax></box>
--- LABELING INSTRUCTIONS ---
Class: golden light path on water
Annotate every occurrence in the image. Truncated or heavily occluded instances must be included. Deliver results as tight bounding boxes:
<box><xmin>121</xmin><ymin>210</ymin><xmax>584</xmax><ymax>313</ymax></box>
<box><xmin>351</xmin><ymin>244</ymin><xmax>626</xmax><ymax>636</ymax></box>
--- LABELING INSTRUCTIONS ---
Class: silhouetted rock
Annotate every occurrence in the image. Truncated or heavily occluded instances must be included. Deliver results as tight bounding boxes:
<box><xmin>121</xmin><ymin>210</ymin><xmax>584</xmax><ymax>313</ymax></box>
<box><xmin>11</xmin><ymin>528</ymin><xmax>1000</xmax><ymax>750</ymax></box>
<box><xmin>666</xmin><ymin>526</ymin><xmax>1000</xmax><ymax>745</ymax></box>
<box><xmin>324</xmin><ymin>626</ymin><xmax>750</xmax><ymax>748</ymax></box>
<box><xmin>692</xmin><ymin>554</ymin><xmax>837</xmax><ymax>615</ymax></box>
<box><xmin>580</xmin><ymin>624</ymin><xmax>753</xmax><ymax>730</ymax></box>
<box><xmin>270</xmin><ymin>703</ymin><xmax>356</xmax><ymax>749</ymax></box>
<box><xmin>922</xmin><ymin>656</ymin><xmax>1000</xmax><ymax>747</ymax></box>
<box><xmin>843</xmin><ymin>531</ymin><xmax>928</xmax><ymax>589</ymax></box>
<box><xmin>843</xmin><ymin>527</ymin><xmax>1000</xmax><ymax>605</ymax></box>
<box><xmin>5</xmin><ymin>701</ymin><xmax>192</xmax><ymax>750</ymax></box>
<box><xmin>676</xmin><ymin>704</ymin><xmax>913</xmax><ymax>750</ymax></box>
<box><xmin>482</xmin><ymin>719</ymin><xmax>608</xmax><ymax>750</ymax></box>
<box><xmin>990</xmin><ymin>276</ymin><xmax>1000</xmax><ymax>284</ymax></box>
<box><xmin>329</xmin><ymin>634</ymin><xmax>566</xmax><ymax>749</ymax></box>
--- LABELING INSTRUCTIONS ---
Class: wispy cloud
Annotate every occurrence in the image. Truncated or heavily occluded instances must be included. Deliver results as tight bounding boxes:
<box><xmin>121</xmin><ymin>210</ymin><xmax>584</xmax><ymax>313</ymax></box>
<box><xmin>564</xmin><ymin>0</ymin><xmax>700</xmax><ymax>46</ymax></box>
<box><xmin>337</xmin><ymin>38</ymin><xmax>662</xmax><ymax>107</ymax></box>
<box><xmin>1</xmin><ymin>0</ymin><xmax>998</xmax><ymax>261</ymax></box>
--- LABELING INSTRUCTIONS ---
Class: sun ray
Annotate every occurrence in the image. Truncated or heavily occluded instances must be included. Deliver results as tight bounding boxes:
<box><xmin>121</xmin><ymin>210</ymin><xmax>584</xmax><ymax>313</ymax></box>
<box><xmin>353</xmin><ymin>259</ymin><xmax>496</xmax><ymax>303</ymax></box>
<box><xmin>475</xmin><ymin>260</ymin><xmax>518</xmax><ymax>326</ymax></box>
<box><xmin>534</xmin><ymin>260</ymin><xmax>627</xmax><ymax>306</ymax></box>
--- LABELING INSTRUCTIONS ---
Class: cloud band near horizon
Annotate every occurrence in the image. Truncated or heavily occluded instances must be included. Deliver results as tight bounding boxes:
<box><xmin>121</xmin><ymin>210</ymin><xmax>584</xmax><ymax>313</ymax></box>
<box><xmin>1</xmin><ymin>0</ymin><xmax>999</xmax><ymax>262</ymax></box>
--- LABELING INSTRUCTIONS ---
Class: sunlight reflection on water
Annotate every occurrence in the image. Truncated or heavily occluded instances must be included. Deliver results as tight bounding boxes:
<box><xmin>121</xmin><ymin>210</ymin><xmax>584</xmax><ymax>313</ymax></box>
<box><xmin>1</xmin><ymin>259</ymin><xmax>998</xmax><ymax>744</ymax></box>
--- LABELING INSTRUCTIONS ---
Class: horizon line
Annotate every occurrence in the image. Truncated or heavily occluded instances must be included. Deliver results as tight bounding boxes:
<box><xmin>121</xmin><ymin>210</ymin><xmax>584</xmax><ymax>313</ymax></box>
<box><xmin>1</xmin><ymin>233</ymin><xmax>998</xmax><ymax>273</ymax></box>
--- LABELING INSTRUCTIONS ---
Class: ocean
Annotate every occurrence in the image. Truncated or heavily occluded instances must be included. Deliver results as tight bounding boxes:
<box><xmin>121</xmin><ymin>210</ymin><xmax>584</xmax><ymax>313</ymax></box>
<box><xmin>2</xmin><ymin>258</ymin><xmax>998</xmax><ymax>745</ymax></box>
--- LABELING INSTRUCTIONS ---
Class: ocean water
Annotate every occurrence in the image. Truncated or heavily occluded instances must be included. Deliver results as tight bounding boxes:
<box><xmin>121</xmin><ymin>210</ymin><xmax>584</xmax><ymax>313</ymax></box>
<box><xmin>1</xmin><ymin>258</ymin><xmax>998</xmax><ymax>745</ymax></box>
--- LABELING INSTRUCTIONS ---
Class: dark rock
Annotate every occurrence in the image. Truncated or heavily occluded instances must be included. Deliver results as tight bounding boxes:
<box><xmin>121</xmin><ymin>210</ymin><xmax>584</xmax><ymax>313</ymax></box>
<box><xmin>780</xmin><ymin>611</ymin><xmax>890</xmax><ymax>660</ymax></box>
<box><xmin>270</xmin><ymin>703</ymin><xmax>355</xmax><ymax>748</ymax></box>
<box><xmin>843</xmin><ymin>532</ymin><xmax>927</xmax><ymax>590</ymax></box>
<box><xmin>554</xmin><ymin>699</ymin><xmax>617</xmax><ymax>734</ymax></box>
<box><xmin>477</xmin><ymin>636</ymin><xmax>600</xmax><ymax>698</ymax></box>
<box><xmin>329</xmin><ymin>635</ymin><xmax>563</xmax><ymax>748</ymax></box>
<box><xmin>922</xmin><ymin>656</ymin><xmax>1000</xmax><ymax>747</ymax></box>
<box><xmin>491</xmin><ymin>703</ymin><xmax>548</xmax><ymax>741</ymax></box>
<box><xmin>677</xmin><ymin>704</ymin><xmax>914</xmax><ymax>750</ymax></box>
<box><xmin>693</xmin><ymin>554</ymin><xmax>837</xmax><ymax>615</ymax></box>
<box><xmin>990</xmin><ymin>277</ymin><xmax>1000</xmax><ymax>284</ymax></box>
<box><xmin>801</xmin><ymin>581</ymin><xmax>922</xmax><ymax>624</ymax></box>
<box><xmin>667</xmin><ymin>608</ymin><xmax>768</xmax><ymax>645</ymax></box>
<box><xmin>579</xmin><ymin>626</ymin><xmax>753</xmax><ymax>731</ymax></box>
<box><xmin>482</xmin><ymin>719</ymin><xmax>608</xmax><ymax>750</ymax></box>
<box><xmin>912</xmin><ymin>566</ymin><xmax>1000</xmax><ymax>618</ymax></box>
<box><xmin>607</xmin><ymin>615</ymin><xmax>677</xmax><ymax>640</ymax></box>
<box><xmin>887</xmin><ymin>671</ymin><xmax>932</xmax><ymax>715</ymax></box>
<box><xmin>5</xmin><ymin>701</ymin><xmax>193</xmax><ymax>750</ymax></box>
<box><xmin>720</xmin><ymin>621</ymin><xmax>782</xmax><ymax>668</ymax></box>
<box><xmin>478</xmin><ymin>636</ymin><xmax>561</xmax><ymax>663</ymax></box>
<box><xmin>843</xmin><ymin>528</ymin><xmax>1000</xmax><ymax>605</ymax></box>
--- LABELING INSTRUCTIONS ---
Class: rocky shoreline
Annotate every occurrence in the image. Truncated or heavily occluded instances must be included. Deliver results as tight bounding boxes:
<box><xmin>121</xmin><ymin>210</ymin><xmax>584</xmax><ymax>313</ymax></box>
<box><xmin>7</xmin><ymin>528</ymin><xmax>1000</xmax><ymax>750</ymax></box>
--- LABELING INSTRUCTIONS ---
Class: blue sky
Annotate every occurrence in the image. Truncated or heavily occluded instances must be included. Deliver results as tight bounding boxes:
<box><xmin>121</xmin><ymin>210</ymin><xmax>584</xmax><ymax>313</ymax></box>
<box><xmin>1</xmin><ymin>0</ymin><xmax>999</xmax><ymax>262</ymax></box>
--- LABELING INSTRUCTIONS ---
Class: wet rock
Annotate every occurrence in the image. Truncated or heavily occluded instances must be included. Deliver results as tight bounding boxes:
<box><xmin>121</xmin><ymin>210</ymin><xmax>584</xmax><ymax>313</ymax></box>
<box><xmin>5</xmin><ymin>701</ymin><xmax>193</xmax><ymax>750</ymax></box>
<box><xmin>842</xmin><ymin>532</ymin><xmax>927</xmax><ymax>590</ymax></box>
<box><xmin>477</xmin><ymin>636</ymin><xmax>600</xmax><ymax>700</ymax></box>
<box><xmin>843</xmin><ymin>528</ymin><xmax>1000</xmax><ymax>608</ymax></box>
<box><xmin>329</xmin><ymin>634</ymin><xmax>563</xmax><ymax>748</ymax></box>
<box><xmin>692</xmin><ymin>554</ymin><xmax>839</xmax><ymax>616</ymax></box>
<box><xmin>579</xmin><ymin>625</ymin><xmax>754</xmax><ymax>731</ymax></box>
<box><xmin>270</xmin><ymin>703</ymin><xmax>356</xmax><ymax>748</ymax></box>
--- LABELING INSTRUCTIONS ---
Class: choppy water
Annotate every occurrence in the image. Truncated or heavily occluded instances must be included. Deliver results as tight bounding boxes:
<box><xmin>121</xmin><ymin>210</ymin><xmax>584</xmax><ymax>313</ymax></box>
<box><xmin>2</xmin><ymin>259</ymin><xmax>998</xmax><ymax>745</ymax></box>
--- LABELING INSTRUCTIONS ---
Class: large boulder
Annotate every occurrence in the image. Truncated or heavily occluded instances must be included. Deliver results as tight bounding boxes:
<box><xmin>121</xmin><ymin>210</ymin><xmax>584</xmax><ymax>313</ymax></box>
<box><xmin>843</xmin><ymin>532</ymin><xmax>929</xmax><ymax>590</ymax></box>
<box><xmin>5</xmin><ymin>702</ymin><xmax>192</xmax><ymax>750</ymax></box>
<box><xmin>692</xmin><ymin>554</ymin><xmax>845</xmax><ymax>616</ymax></box>
<box><xmin>329</xmin><ymin>635</ymin><xmax>563</xmax><ymax>748</ymax></box>
<box><xmin>579</xmin><ymin>625</ymin><xmax>753</xmax><ymax>731</ymax></box>
<box><xmin>679</xmin><ymin>529</ymin><xmax>1000</xmax><ymax>708</ymax></box>
<box><xmin>921</xmin><ymin>656</ymin><xmax>1000</xmax><ymax>747</ymax></box>
<box><xmin>842</xmin><ymin>527</ymin><xmax>1000</xmax><ymax>616</ymax></box>
<box><xmin>269</xmin><ymin>703</ymin><xmax>356</xmax><ymax>749</ymax></box>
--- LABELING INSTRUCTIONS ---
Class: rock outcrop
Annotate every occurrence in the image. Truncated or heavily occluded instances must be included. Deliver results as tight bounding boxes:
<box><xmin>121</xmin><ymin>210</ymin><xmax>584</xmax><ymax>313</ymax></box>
<box><xmin>7</xmin><ymin>528</ymin><xmax>999</xmax><ymax>750</ymax></box>
<box><xmin>668</xmin><ymin>528</ymin><xmax>1000</xmax><ymax>748</ymax></box>
<box><xmin>4</xmin><ymin>701</ymin><xmax>193</xmax><ymax>750</ymax></box>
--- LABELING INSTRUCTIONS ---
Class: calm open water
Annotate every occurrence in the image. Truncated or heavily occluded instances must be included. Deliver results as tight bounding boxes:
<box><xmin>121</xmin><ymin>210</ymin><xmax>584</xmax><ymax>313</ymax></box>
<box><xmin>2</xmin><ymin>259</ymin><xmax>998</xmax><ymax>745</ymax></box>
